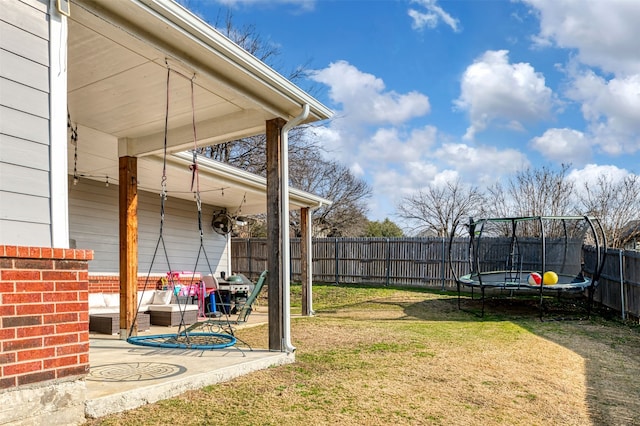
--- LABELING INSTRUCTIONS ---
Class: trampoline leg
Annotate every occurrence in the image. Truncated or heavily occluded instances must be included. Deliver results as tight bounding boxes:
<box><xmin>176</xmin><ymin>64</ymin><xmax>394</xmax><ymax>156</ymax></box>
<box><xmin>481</xmin><ymin>286</ymin><xmax>485</xmax><ymax>317</ymax></box>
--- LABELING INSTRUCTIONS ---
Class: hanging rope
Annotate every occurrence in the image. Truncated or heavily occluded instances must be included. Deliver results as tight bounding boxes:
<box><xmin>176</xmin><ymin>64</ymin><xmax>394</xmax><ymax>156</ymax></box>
<box><xmin>128</xmin><ymin>63</ymin><xmax>236</xmax><ymax>344</ymax></box>
<box><xmin>127</xmin><ymin>65</ymin><xmax>176</xmax><ymax>338</ymax></box>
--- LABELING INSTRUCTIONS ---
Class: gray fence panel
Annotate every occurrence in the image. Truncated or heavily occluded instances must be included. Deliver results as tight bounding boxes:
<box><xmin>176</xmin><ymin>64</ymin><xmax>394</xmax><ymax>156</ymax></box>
<box><xmin>232</xmin><ymin>238</ymin><xmax>640</xmax><ymax>320</ymax></box>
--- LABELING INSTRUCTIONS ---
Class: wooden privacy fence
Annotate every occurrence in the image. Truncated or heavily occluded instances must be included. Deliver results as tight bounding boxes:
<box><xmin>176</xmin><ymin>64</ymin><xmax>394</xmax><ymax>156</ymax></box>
<box><xmin>585</xmin><ymin>246</ymin><xmax>640</xmax><ymax>320</ymax></box>
<box><xmin>231</xmin><ymin>237</ymin><xmax>640</xmax><ymax>319</ymax></box>
<box><xmin>232</xmin><ymin>237</ymin><xmax>474</xmax><ymax>289</ymax></box>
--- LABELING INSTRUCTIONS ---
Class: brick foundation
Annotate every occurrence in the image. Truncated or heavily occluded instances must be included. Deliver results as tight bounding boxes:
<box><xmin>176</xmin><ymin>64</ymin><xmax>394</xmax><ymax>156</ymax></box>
<box><xmin>0</xmin><ymin>245</ymin><xmax>93</xmax><ymax>390</ymax></box>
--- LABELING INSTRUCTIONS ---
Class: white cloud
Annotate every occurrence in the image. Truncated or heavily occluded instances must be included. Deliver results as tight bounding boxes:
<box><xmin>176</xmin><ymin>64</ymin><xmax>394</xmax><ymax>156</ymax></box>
<box><xmin>359</xmin><ymin>125</ymin><xmax>437</xmax><ymax>164</ymax></box>
<box><xmin>454</xmin><ymin>50</ymin><xmax>554</xmax><ymax>140</ymax></box>
<box><xmin>566</xmin><ymin>164</ymin><xmax>633</xmax><ymax>199</ymax></box>
<box><xmin>567</xmin><ymin>71</ymin><xmax>640</xmax><ymax>155</ymax></box>
<box><xmin>408</xmin><ymin>0</ymin><xmax>460</xmax><ymax>32</ymax></box>
<box><xmin>524</xmin><ymin>0</ymin><xmax>640</xmax><ymax>76</ymax></box>
<box><xmin>434</xmin><ymin>143</ymin><xmax>530</xmax><ymax>186</ymax></box>
<box><xmin>310</xmin><ymin>61</ymin><xmax>430</xmax><ymax>126</ymax></box>
<box><xmin>530</xmin><ymin>128</ymin><xmax>591</xmax><ymax>165</ymax></box>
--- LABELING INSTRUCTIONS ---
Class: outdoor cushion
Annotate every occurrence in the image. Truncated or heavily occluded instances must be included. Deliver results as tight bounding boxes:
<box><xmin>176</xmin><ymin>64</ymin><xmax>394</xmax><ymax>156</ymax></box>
<box><xmin>103</xmin><ymin>293</ymin><xmax>120</xmax><ymax>308</ymax></box>
<box><xmin>88</xmin><ymin>293</ymin><xmax>106</xmax><ymax>309</ymax></box>
<box><xmin>152</xmin><ymin>290</ymin><xmax>173</xmax><ymax>305</ymax></box>
<box><xmin>147</xmin><ymin>304</ymin><xmax>198</xmax><ymax>312</ymax></box>
<box><xmin>138</xmin><ymin>290</ymin><xmax>155</xmax><ymax>306</ymax></box>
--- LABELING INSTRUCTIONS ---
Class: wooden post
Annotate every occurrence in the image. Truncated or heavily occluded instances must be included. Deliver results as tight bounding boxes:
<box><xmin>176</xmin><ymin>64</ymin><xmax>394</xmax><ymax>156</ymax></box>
<box><xmin>119</xmin><ymin>156</ymin><xmax>138</xmax><ymax>338</ymax></box>
<box><xmin>266</xmin><ymin>118</ymin><xmax>286</xmax><ymax>351</ymax></box>
<box><xmin>301</xmin><ymin>207</ymin><xmax>313</xmax><ymax>316</ymax></box>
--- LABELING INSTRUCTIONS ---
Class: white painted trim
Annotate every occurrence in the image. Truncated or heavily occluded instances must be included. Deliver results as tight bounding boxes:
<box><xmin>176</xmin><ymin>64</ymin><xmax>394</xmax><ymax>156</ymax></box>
<box><xmin>49</xmin><ymin>1</ymin><xmax>69</xmax><ymax>248</ymax></box>
<box><xmin>170</xmin><ymin>152</ymin><xmax>332</xmax><ymax>209</ymax></box>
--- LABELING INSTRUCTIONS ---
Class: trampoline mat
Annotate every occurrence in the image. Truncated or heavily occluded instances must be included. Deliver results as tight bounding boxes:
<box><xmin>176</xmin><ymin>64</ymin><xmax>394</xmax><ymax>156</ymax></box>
<box><xmin>459</xmin><ymin>271</ymin><xmax>591</xmax><ymax>290</ymax></box>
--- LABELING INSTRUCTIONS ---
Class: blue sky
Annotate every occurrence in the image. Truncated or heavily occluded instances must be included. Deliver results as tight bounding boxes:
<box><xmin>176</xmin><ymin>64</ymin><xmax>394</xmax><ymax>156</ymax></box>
<box><xmin>182</xmin><ymin>0</ymin><xmax>640</xmax><ymax>222</ymax></box>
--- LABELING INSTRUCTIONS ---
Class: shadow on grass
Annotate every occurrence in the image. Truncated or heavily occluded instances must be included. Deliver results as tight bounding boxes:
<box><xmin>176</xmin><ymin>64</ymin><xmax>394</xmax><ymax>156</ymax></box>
<box><xmin>316</xmin><ymin>283</ymin><xmax>640</xmax><ymax>426</ymax></box>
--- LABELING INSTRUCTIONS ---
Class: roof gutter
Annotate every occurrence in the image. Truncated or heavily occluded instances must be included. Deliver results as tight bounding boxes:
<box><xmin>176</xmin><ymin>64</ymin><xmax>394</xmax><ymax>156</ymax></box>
<box><xmin>136</xmin><ymin>0</ymin><xmax>333</xmax><ymax>122</ymax></box>
<box><xmin>281</xmin><ymin>104</ymin><xmax>309</xmax><ymax>353</ymax></box>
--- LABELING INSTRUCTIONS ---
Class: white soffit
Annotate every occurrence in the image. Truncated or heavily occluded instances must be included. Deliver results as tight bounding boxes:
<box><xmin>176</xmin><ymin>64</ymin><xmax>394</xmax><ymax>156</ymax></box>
<box><xmin>71</xmin><ymin>0</ymin><xmax>332</xmax><ymax>156</ymax></box>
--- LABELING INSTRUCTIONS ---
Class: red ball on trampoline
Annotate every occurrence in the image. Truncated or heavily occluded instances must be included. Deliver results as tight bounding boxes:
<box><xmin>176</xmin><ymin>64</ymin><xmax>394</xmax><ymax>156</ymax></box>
<box><xmin>528</xmin><ymin>272</ymin><xmax>542</xmax><ymax>285</ymax></box>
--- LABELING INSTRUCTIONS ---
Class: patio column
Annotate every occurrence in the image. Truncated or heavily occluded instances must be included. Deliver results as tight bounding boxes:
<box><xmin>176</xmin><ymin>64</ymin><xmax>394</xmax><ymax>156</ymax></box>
<box><xmin>266</xmin><ymin>118</ymin><xmax>286</xmax><ymax>351</ymax></box>
<box><xmin>301</xmin><ymin>207</ymin><xmax>313</xmax><ymax>316</ymax></box>
<box><xmin>119</xmin><ymin>156</ymin><xmax>138</xmax><ymax>338</ymax></box>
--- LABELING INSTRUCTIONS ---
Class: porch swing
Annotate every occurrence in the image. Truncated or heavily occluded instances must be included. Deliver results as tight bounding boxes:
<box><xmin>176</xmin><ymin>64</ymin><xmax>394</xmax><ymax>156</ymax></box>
<box><xmin>126</xmin><ymin>64</ymin><xmax>238</xmax><ymax>350</ymax></box>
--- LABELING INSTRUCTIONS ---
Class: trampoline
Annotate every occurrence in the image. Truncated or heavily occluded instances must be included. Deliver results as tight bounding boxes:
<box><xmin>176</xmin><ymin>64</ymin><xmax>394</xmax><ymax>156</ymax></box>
<box><xmin>450</xmin><ymin>215</ymin><xmax>607</xmax><ymax>318</ymax></box>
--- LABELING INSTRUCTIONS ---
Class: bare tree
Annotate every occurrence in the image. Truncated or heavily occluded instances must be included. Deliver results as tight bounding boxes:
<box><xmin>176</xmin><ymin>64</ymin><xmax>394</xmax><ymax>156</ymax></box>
<box><xmin>396</xmin><ymin>179</ymin><xmax>485</xmax><ymax>237</ymax></box>
<box><xmin>177</xmin><ymin>7</ymin><xmax>371</xmax><ymax>236</ymax></box>
<box><xmin>290</xmin><ymin>159</ymin><xmax>371</xmax><ymax>237</ymax></box>
<box><xmin>486</xmin><ymin>164</ymin><xmax>575</xmax><ymax>217</ymax></box>
<box><xmin>577</xmin><ymin>173</ymin><xmax>640</xmax><ymax>248</ymax></box>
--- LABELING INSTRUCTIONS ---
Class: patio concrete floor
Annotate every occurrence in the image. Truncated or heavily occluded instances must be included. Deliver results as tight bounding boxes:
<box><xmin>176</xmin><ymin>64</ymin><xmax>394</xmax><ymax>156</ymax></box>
<box><xmin>85</xmin><ymin>309</ymin><xmax>292</xmax><ymax>419</ymax></box>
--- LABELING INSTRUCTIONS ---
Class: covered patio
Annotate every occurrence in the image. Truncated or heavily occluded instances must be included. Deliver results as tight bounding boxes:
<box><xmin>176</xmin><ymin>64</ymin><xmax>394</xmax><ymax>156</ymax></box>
<box><xmin>66</xmin><ymin>0</ymin><xmax>332</xmax><ymax>348</ymax></box>
<box><xmin>85</xmin><ymin>310</ymin><xmax>278</xmax><ymax>419</ymax></box>
<box><xmin>0</xmin><ymin>1</ymin><xmax>331</xmax><ymax>423</ymax></box>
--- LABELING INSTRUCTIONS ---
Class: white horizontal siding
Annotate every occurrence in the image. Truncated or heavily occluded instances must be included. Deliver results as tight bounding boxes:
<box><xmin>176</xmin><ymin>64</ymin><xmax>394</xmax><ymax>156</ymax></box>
<box><xmin>1</xmin><ymin>0</ymin><xmax>49</xmax><ymax>40</ymax></box>
<box><xmin>0</xmin><ymin>219</ymin><xmax>50</xmax><ymax>246</ymax></box>
<box><xmin>0</xmin><ymin>0</ymin><xmax>51</xmax><ymax>247</ymax></box>
<box><xmin>0</xmin><ymin>162</ymin><xmax>49</xmax><ymax>197</ymax></box>
<box><xmin>0</xmin><ymin>21</ymin><xmax>48</xmax><ymax>67</ymax></box>
<box><xmin>0</xmin><ymin>49</ymin><xmax>49</xmax><ymax>92</ymax></box>
<box><xmin>0</xmin><ymin>78</ymin><xmax>49</xmax><ymax>119</ymax></box>
<box><xmin>69</xmin><ymin>178</ymin><xmax>229</xmax><ymax>275</ymax></box>
<box><xmin>0</xmin><ymin>191</ymin><xmax>50</xmax><ymax>223</ymax></box>
<box><xmin>0</xmin><ymin>134</ymin><xmax>49</xmax><ymax>170</ymax></box>
<box><xmin>0</xmin><ymin>105</ymin><xmax>49</xmax><ymax>144</ymax></box>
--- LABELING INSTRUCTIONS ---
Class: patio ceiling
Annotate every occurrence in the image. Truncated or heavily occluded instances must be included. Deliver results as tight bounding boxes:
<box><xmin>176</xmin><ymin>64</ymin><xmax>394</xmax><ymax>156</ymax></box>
<box><xmin>66</xmin><ymin>0</ymin><xmax>332</xmax><ymax>212</ymax></box>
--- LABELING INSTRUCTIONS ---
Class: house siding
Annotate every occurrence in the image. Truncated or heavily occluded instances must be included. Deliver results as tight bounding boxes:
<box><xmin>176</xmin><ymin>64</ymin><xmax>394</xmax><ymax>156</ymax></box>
<box><xmin>68</xmin><ymin>177</ymin><xmax>230</xmax><ymax>276</ymax></box>
<box><xmin>0</xmin><ymin>0</ymin><xmax>52</xmax><ymax>247</ymax></box>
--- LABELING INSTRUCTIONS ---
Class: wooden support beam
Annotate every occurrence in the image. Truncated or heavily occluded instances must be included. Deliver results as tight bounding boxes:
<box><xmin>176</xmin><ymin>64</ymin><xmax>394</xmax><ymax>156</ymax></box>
<box><xmin>119</xmin><ymin>156</ymin><xmax>138</xmax><ymax>338</ymax></box>
<box><xmin>266</xmin><ymin>118</ymin><xmax>286</xmax><ymax>351</ymax></box>
<box><xmin>301</xmin><ymin>207</ymin><xmax>313</xmax><ymax>316</ymax></box>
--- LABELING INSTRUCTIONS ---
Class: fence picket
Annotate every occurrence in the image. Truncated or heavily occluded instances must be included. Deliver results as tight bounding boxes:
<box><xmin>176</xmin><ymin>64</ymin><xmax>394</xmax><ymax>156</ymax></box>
<box><xmin>232</xmin><ymin>237</ymin><xmax>639</xmax><ymax>319</ymax></box>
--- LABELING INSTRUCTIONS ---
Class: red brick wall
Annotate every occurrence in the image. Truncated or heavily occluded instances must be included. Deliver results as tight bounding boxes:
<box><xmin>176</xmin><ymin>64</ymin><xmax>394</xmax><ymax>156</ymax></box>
<box><xmin>88</xmin><ymin>274</ymin><xmax>203</xmax><ymax>293</ymax></box>
<box><xmin>0</xmin><ymin>245</ymin><xmax>93</xmax><ymax>390</ymax></box>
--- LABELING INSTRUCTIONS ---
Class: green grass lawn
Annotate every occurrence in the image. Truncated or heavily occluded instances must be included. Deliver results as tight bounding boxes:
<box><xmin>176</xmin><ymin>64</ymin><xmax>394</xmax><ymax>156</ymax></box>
<box><xmin>85</xmin><ymin>284</ymin><xmax>640</xmax><ymax>426</ymax></box>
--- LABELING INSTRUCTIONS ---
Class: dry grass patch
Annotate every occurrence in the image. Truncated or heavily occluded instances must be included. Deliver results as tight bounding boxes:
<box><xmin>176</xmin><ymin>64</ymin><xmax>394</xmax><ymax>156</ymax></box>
<box><xmin>85</xmin><ymin>285</ymin><xmax>640</xmax><ymax>426</ymax></box>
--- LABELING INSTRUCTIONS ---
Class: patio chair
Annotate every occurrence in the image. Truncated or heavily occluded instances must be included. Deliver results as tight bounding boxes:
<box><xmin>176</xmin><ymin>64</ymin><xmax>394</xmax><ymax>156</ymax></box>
<box><xmin>227</xmin><ymin>270</ymin><xmax>268</xmax><ymax>324</ymax></box>
<box><xmin>181</xmin><ymin>270</ymin><xmax>268</xmax><ymax>338</ymax></box>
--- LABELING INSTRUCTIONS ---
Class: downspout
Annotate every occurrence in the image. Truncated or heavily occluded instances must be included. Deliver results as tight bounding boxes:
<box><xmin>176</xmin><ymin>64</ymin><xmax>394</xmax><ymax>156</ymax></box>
<box><xmin>281</xmin><ymin>104</ymin><xmax>309</xmax><ymax>353</ymax></box>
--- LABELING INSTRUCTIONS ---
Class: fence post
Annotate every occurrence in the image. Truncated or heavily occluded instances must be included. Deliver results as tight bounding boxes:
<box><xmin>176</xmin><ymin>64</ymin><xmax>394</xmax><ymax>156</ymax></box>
<box><xmin>335</xmin><ymin>237</ymin><xmax>339</xmax><ymax>285</ymax></box>
<box><xmin>385</xmin><ymin>238</ymin><xmax>390</xmax><ymax>286</ymax></box>
<box><xmin>441</xmin><ymin>236</ymin><xmax>445</xmax><ymax>290</ymax></box>
<box><xmin>247</xmin><ymin>239</ymin><xmax>252</xmax><ymax>278</ymax></box>
<box><xmin>619</xmin><ymin>249</ymin><xmax>626</xmax><ymax>320</ymax></box>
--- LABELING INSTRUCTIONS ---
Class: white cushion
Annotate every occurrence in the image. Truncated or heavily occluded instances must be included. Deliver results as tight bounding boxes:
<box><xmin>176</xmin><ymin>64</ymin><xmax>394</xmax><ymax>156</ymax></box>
<box><xmin>88</xmin><ymin>293</ymin><xmax>106</xmax><ymax>309</ymax></box>
<box><xmin>147</xmin><ymin>304</ymin><xmax>199</xmax><ymax>312</ymax></box>
<box><xmin>103</xmin><ymin>293</ymin><xmax>120</xmax><ymax>308</ymax></box>
<box><xmin>89</xmin><ymin>307</ymin><xmax>119</xmax><ymax>315</ymax></box>
<box><xmin>138</xmin><ymin>290</ymin><xmax>155</xmax><ymax>306</ymax></box>
<box><xmin>152</xmin><ymin>290</ymin><xmax>172</xmax><ymax>305</ymax></box>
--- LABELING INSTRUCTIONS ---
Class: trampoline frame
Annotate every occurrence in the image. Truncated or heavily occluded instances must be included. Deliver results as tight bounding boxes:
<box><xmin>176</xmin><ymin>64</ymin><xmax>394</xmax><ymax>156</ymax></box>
<box><xmin>449</xmin><ymin>215</ymin><xmax>607</xmax><ymax>319</ymax></box>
